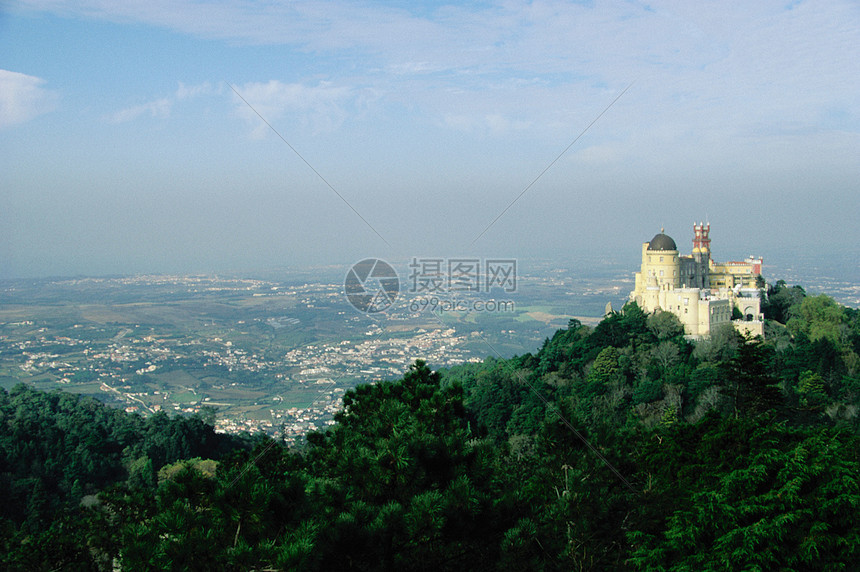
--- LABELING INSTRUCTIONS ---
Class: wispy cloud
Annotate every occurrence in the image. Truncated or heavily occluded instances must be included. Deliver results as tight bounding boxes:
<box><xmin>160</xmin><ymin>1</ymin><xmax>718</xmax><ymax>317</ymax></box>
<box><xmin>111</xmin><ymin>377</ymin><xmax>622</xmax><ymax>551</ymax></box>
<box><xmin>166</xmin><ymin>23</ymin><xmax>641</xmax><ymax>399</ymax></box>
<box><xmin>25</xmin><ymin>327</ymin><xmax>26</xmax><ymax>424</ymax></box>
<box><xmin>0</xmin><ymin>69</ymin><xmax>59</xmax><ymax>129</ymax></box>
<box><xmin>108</xmin><ymin>97</ymin><xmax>172</xmax><ymax>123</ymax></box>
<box><xmin>175</xmin><ymin>81</ymin><xmax>213</xmax><ymax>101</ymax></box>
<box><xmin>232</xmin><ymin>80</ymin><xmax>375</xmax><ymax>136</ymax></box>
<box><xmin>11</xmin><ymin>1</ymin><xmax>696</xmax><ymax>78</ymax></box>
<box><xmin>13</xmin><ymin>0</ymin><xmax>860</xmax><ymax>151</ymax></box>
<box><xmin>107</xmin><ymin>81</ymin><xmax>213</xmax><ymax>123</ymax></box>
<box><xmin>17</xmin><ymin>0</ymin><xmax>860</xmax><ymax>141</ymax></box>
<box><xmin>443</xmin><ymin>112</ymin><xmax>532</xmax><ymax>135</ymax></box>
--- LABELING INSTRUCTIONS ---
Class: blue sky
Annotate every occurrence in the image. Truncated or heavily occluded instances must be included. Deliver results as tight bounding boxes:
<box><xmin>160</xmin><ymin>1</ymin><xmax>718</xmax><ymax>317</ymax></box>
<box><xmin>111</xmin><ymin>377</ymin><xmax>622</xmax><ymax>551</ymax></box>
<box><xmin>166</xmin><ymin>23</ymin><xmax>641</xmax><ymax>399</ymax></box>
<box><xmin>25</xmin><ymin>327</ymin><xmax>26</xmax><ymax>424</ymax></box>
<box><xmin>1</xmin><ymin>0</ymin><xmax>858</xmax><ymax>279</ymax></box>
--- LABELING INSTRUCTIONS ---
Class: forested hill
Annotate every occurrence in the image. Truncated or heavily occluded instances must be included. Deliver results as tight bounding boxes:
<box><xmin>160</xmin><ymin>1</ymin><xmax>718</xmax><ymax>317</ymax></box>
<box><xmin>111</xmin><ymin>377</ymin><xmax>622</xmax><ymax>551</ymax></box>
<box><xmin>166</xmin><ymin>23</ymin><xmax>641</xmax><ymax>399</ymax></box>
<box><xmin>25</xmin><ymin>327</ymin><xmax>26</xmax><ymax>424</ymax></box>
<box><xmin>2</xmin><ymin>282</ymin><xmax>860</xmax><ymax>570</ymax></box>
<box><xmin>0</xmin><ymin>388</ymin><xmax>250</xmax><ymax>531</ymax></box>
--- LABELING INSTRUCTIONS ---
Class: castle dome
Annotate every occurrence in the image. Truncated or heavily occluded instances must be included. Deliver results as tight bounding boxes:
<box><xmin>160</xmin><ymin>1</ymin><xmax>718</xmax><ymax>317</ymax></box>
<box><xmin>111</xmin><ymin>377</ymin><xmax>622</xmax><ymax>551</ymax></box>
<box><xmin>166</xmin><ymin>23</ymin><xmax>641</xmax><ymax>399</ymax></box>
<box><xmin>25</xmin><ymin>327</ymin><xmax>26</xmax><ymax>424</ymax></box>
<box><xmin>647</xmin><ymin>231</ymin><xmax>677</xmax><ymax>251</ymax></box>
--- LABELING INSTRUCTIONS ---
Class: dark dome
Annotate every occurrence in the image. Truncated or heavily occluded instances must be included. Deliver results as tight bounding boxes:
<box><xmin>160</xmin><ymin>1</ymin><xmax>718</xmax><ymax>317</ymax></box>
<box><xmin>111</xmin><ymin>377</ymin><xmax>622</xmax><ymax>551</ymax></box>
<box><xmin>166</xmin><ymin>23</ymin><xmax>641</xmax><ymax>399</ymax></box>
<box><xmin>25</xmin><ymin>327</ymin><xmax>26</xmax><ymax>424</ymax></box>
<box><xmin>648</xmin><ymin>232</ymin><xmax>677</xmax><ymax>251</ymax></box>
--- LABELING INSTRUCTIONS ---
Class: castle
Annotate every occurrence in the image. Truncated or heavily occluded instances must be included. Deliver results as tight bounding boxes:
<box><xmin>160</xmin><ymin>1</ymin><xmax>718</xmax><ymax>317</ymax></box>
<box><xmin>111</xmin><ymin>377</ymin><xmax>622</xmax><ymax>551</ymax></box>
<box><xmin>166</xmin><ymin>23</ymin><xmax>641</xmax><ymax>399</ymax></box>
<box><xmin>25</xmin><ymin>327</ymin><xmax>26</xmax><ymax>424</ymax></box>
<box><xmin>629</xmin><ymin>223</ymin><xmax>764</xmax><ymax>338</ymax></box>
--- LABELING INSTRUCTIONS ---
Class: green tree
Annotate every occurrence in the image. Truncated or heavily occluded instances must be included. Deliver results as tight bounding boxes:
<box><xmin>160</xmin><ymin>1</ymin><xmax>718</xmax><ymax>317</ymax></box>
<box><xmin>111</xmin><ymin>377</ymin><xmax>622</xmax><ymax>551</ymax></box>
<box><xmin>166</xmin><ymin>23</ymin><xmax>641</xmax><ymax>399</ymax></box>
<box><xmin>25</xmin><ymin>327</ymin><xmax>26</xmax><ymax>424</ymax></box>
<box><xmin>787</xmin><ymin>294</ymin><xmax>847</xmax><ymax>347</ymax></box>
<box><xmin>797</xmin><ymin>370</ymin><xmax>827</xmax><ymax>409</ymax></box>
<box><xmin>646</xmin><ymin>310</ymin><xmax>684</xmax><ymax>340</ymax></box>
<box><xmin>585</xmin><ymin>346</ymin><xmax>622</xmax><ymax>395</ymax></box>
<box><xmin>629</xmin><ymin>418</ymin><xmax>860</xmax><ymax>570</ymax></box>
<box><xmin>763</xmin><ymin>281</ymin><xmax>806</xmax><ymax>324</ymax></box>
<box><xmin>725</xmin><ymin>334</ymin><xmax>783</xmax><ymax>417</ymax></box>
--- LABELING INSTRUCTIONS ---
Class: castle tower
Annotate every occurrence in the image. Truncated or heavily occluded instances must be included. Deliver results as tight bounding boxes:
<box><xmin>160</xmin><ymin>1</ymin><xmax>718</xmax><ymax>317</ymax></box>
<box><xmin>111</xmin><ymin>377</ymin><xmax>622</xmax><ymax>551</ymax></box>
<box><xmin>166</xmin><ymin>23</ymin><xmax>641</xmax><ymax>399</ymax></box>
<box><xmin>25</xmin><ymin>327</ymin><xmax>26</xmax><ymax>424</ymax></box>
<box><xmin>692</xmin><ymin>222</ymin><xmax>711</xmax><ymax>257</ymax></box>
<box><xmin>689</xmin><ymin>222</ymin><xmax>711</xmax><ymax>289</ymax></box>
<box><xmin>636</xmin><ymin>228</ymin><xmax>681</xmax><ymax>293</ymax></box>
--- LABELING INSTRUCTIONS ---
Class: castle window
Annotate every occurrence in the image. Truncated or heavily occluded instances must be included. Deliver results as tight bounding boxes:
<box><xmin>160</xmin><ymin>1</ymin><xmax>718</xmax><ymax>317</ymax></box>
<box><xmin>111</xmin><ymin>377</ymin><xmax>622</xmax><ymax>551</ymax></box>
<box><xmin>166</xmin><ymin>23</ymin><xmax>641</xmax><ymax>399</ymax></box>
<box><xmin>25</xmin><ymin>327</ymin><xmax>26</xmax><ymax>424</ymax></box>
<box><xmin>659</xmin><ymin>256</ymin><xmax>664</xmax><ymax>262</ymax></box>
<box><xmin>659</xmin><ymin>270</ymin><xmax>664</xmax><ymax>276</ymax></box>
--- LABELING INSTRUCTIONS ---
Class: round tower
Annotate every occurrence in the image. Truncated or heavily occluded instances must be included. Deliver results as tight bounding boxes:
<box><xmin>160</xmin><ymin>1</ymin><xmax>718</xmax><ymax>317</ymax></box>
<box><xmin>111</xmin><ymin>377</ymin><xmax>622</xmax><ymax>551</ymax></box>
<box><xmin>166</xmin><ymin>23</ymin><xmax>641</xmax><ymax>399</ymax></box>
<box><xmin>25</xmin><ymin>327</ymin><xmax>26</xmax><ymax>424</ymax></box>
<box><xmin>643</xmin><ymin>228</ymin><xmax>680</xmax><ymax>291</ymax></box>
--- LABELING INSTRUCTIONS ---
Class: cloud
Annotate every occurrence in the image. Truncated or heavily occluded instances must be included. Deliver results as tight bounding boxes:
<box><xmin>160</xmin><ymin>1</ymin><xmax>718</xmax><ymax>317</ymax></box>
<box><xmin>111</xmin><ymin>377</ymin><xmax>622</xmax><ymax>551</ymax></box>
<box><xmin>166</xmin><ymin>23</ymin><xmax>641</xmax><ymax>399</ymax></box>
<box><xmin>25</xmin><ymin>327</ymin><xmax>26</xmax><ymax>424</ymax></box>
<box><xmin>575</xmin><ymin>144</ymin><xmax>620</xmax><ymax>165</ymax></box>
<box><xmin>443</xmin><ymin>112</ymin><xmax>532</xmax><ymax>135</ymax></box>
<box><xmin>15</xmin><ymin>0</ymin><xmax>860</xmax><ymax>148</ymax></box>
<box><xmin>107</xmin><ymin>81</ymin><xmax>213</xmax><ymax>123</ymax></box>
<box><xmin>0</xmin><ymin>69</ymin><xmax>59</xmax><ymax>129</ymax></box>
<box><xmin>17</xmin><ymin>1</ymin><xmax>859</xmax><ymax>138</ymax></box>
<box><xmin>11</xmin><ymin>1</ymin><xmax>699</xmax><ymax>78</ymax></box>
<box><xmin>107</xmin><ymin>97</ymin><xmax>172</xmax><ymax>123</ymax></box>
<box><xmin>175</xmin><ymin>81</ymin><xmax>213</xmax><ymax>100</ymax></box>
<box><xmin>232</xmin><ymin>80</ymin><xmax>369</xmax><ymax>136</ymax></box>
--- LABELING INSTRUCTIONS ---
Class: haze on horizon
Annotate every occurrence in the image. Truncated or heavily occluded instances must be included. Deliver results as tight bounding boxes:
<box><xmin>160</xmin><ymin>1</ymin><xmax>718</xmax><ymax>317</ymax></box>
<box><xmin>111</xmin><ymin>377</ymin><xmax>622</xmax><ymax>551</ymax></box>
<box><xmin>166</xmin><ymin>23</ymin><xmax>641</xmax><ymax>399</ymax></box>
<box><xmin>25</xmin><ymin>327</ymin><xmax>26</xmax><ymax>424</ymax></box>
<box><xmin>1</xmin><ymin>1</ymin><xmax>858</xmax><ymax>280</ymax></box>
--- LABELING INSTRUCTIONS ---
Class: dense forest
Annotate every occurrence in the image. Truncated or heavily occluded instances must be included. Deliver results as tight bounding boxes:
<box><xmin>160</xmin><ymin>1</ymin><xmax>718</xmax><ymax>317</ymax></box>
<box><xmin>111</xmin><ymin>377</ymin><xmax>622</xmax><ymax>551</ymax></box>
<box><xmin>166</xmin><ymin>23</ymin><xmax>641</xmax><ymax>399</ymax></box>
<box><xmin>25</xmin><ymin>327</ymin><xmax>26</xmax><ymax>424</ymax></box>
<box><xmin>2</xmin><ymin>280</ymin><xmax>859</xmax><ymax>570</ymax></box>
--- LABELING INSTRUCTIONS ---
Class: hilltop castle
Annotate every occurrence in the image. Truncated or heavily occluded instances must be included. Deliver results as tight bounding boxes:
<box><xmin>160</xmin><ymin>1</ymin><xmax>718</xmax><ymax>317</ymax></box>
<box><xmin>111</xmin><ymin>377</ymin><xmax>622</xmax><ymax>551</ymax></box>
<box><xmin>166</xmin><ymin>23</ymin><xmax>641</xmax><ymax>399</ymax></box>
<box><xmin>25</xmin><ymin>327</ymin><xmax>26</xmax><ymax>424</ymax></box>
<box><xmin>629</xmin><ymin>223</ymin><xmax>764</xmax><ymax>338</ymax></box>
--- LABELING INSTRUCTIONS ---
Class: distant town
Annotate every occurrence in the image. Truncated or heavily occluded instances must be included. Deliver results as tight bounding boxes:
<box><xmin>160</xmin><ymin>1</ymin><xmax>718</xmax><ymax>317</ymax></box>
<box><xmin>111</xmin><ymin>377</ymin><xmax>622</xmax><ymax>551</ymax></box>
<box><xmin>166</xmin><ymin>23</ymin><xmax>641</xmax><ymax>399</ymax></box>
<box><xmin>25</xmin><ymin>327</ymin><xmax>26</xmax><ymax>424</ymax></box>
<box><xmin>0</xmin><ymin>268</ymin><xmax>613</xmax><ymax>443</ymax></box>
<box><xmin>1</xmin><ymin>257</ymin><xmax>857</xmax><ymax>444</ymax></box>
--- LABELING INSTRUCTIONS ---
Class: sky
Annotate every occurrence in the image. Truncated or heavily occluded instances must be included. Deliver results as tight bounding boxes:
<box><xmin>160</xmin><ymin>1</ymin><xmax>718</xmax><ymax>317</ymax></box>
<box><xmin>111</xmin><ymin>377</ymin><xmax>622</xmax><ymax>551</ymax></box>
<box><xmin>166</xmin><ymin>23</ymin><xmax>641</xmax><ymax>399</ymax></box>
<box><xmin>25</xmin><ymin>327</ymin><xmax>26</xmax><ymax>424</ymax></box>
<box><xmin>1</xmin><ymin>0</ymin><xmax>858</xmax><ymax>280</ymax></box>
